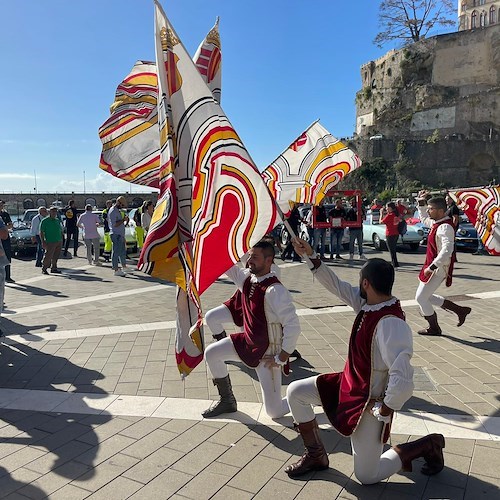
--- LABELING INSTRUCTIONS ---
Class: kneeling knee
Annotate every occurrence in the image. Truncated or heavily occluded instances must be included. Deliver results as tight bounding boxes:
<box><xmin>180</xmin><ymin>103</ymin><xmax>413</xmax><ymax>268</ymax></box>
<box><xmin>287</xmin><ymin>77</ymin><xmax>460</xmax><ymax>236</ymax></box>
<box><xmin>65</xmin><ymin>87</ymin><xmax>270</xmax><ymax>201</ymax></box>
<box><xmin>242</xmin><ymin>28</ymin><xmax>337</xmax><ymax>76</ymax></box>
<box><xmin>354</xmin><ymin>469</ymin><xmax>379</xmax><ymax>485</ymax></box>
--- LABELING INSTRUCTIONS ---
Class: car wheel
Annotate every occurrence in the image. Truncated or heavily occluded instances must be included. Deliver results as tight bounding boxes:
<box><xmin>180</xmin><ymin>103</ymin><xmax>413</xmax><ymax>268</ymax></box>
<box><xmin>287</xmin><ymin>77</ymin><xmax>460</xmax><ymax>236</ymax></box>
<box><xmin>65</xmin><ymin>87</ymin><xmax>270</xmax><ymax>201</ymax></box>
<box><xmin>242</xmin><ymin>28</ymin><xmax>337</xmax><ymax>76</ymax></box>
<box><xmin>372</xmin><ymin>233</ymin><xmax>385</xmax><ymax>251</ymax></box>
<box><xmin>281</xmin><ymin>228</ymin><xmax>290</xmax><ymax>246</ymax></box>
<box><xmin>409</xmin><ymin>243</ymin><xmax>420</xmax><ymax>251</ymax></box>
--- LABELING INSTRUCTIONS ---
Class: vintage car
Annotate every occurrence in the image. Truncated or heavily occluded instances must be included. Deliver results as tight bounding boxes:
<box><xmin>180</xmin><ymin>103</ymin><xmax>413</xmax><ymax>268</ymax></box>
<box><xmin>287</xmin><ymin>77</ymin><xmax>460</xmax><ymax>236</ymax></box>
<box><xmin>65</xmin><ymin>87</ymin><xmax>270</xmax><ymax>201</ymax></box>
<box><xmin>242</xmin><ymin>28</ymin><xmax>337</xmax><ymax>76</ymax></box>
<box><xmin>455</xmin><ymin>217</ymin><xmax>479</xmax><ymax>251</ymax></box>
<box><xmin>10</xmin><ymin>224</ymin><xmax>38</xmax><ymax>255</ymax></box>
<box><xmin>362</xmin><ymin>220</ymin><xmax>424</xmax><ymax>251</ymax></box>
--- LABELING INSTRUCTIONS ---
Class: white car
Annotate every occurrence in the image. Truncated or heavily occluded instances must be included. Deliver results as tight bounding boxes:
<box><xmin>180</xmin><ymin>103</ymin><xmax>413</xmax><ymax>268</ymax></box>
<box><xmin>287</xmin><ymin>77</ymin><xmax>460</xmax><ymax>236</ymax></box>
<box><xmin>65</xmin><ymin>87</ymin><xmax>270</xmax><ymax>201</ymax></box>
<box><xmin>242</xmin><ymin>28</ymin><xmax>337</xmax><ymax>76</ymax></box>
<box><xmin>362</xmin><ymin>221</ymin><xmax>424</xmax><ymax>251</ymax></box>
<box><xmin>94</xmin><ymin>211</ymin><xmax>137</xmax><ymax>254</ymax></box>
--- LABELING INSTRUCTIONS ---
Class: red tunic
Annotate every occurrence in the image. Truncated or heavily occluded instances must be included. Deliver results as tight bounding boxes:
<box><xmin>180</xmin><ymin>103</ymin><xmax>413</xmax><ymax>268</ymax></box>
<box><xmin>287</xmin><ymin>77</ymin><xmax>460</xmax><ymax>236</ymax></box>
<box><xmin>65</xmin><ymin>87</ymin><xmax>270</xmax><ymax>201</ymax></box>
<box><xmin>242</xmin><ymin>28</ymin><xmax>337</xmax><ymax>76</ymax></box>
<box><xmin>230</xmin><ymin>275</ymin><xmax>280</xmax><ymax>368</ymax></box>
<box><xmin>224</xmin><ymin>290</ymin><xmax>244</xmax><ymax>327</ymax></box>
<box><xmin>418</xmin><ymin>218</ymin><xmax>456</xmax><ymax>286</ymax></box>
<box><xmin>316</xmin><ymin>301</ymin><xmax>405</xmax><ymax>438</ymax></box>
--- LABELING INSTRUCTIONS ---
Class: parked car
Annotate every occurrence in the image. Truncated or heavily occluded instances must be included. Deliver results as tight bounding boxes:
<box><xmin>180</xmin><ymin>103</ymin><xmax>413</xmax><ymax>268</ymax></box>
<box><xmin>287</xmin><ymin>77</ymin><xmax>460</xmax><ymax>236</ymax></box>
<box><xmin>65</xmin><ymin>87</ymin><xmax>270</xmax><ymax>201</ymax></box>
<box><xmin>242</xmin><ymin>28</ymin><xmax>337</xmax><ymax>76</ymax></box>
<box><xmin>455</xmin><ymin>216</ymin><xmax>479</xmax><ymax>251</ymax></box>
<box><xmin>10</xmin><ymin>224</ymin><xmax>37</xmax><ymax>256</ymax></box>
<box><xmin>362</xmin><ymin>221</ymin><xmax>424</xmax><ymax>251</ymax></box>
<box><xmin>94</xmin><ymin>210</ymin><xmax>137</xmax><ymax>254</ymax></box>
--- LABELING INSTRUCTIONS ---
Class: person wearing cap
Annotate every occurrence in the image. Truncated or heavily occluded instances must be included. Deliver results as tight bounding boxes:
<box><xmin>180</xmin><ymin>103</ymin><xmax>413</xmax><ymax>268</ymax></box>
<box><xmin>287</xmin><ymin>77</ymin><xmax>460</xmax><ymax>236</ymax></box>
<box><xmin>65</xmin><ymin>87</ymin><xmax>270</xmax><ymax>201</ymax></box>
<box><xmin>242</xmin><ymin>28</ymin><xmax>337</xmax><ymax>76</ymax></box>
<box><xmin>77</xmin><ymin>205</ymin><xmax>101</xmax><ymax>266</ymax></box>
<box><xmin>0</xmin><ymin>200</ymin><xmax>14</xmax><ymax>283</ymax></box>
<box><xmin>108</xmin><ymin>196</ymin><xmax>131</xmax><ymax>277</ymax></box>
<box><xmin>40</xmin><ymin>207</ymin><xmax>64</xmax><ymax>275</ymax></box>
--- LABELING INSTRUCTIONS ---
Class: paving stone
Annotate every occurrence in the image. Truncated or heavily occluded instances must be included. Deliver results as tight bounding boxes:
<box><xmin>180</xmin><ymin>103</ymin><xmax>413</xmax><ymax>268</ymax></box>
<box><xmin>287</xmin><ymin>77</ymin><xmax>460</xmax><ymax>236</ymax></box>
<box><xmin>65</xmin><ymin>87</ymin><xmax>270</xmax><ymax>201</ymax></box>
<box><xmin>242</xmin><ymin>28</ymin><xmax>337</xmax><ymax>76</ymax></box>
<box><xmin>85</xmin><ymin>476</ymin><xmax>143</xmax><ymax>499</ymax></box>
<box><xmin>228</xmin><ymin>455</ymin><xmax>285</xmax><ymax>493</ymax></box>
<box><xmin>128</xmin><ymin>468</ymin><xmax>192</xmax><ymax>499</ymax></box>
<box><xmin>49</xmin><ymin>483</ymin><xmax>93</xmax><ymax>499</ymax></box>
<box><xmin>470</xmin><ymin>442</ymin><xmax>500</xmax><ymax>479</ymax></box>
<box><xmin>171</xmin><ymin>440</ymin><xmax>228</xmax><ymax>476</ymax></box>
<box><xmin>123</xmin><ymin>447</ymin><xmax>184</xmax><ymax>484</ymax></box>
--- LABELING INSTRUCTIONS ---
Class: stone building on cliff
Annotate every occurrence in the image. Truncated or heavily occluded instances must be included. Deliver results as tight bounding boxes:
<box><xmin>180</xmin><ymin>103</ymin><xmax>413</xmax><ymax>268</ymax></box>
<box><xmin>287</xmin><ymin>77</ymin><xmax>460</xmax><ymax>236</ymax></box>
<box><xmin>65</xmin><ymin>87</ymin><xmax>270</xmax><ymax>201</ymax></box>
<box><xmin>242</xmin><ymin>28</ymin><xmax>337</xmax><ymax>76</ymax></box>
<box><xmin>353</xmin><ymin>23</ymin><xmax>499</xmax><ymax>188</ymax></box>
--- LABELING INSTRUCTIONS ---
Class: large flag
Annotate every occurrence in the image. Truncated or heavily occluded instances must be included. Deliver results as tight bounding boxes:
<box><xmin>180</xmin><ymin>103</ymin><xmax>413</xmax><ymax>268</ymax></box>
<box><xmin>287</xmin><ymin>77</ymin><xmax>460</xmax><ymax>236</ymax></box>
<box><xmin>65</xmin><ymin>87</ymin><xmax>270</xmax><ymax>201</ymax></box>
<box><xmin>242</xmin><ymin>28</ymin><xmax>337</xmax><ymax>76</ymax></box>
<box><xmin>98</xmin><ymin>18</ymin><xmax>222</xmax><ymax>189</ymax></box>
<box><xmin>449</xmin><ymin>186</ymin><xmax>500</xmax><ymax>255</ymax></box>
<box><xmin>137</xmin><ymin>2</ymin><xmax>278</xmax><ymax>376</ymax></box>
<box><xmin>262</xmin><ymin>121</ymin><xmax>362</xmax><ymax>216</ymax></box>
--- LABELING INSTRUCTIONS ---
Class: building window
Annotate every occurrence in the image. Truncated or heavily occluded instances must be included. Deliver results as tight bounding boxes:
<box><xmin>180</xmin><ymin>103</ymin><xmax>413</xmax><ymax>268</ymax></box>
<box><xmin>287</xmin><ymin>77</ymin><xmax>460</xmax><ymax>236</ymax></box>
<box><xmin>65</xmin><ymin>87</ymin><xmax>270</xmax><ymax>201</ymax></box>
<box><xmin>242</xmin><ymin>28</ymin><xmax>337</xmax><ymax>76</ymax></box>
<box><xmin>471</xmin><ymin>10</ymin><xmax>478</xmax><ymax>28</ymax></box>
<box><xmin>480</xmin><ymin>11</ymin><xmax>486</xmax><ymax>27</ymax></box>
<box><xmin>461</xmin><ymin>2</ymin><xmax>466</xmax><ymax>12</ymax></box>
<box><xmin>490</xmin><ymin>6</ymin><xmax>497</xmax><ymax>24</ymax></box>
<box><xmin>479</xmin><ymin>0</ymin><xmax>485</xmax><ymax>5</ymax></box>
<box><xmin>472</xmin><ymin>0</ymin><xmax>477</xmax><ymax>6</ymax></box>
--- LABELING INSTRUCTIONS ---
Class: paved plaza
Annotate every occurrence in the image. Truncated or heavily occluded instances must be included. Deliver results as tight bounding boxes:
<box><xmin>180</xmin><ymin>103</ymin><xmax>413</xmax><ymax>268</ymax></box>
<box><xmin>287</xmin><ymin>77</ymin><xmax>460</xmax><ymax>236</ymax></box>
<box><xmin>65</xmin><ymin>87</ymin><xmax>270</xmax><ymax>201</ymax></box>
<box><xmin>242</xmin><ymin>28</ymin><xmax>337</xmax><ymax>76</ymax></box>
<box><xmin>0</xmin><ymin>244</ymin><xmax>499</xmax><ymax>499</ymax></box>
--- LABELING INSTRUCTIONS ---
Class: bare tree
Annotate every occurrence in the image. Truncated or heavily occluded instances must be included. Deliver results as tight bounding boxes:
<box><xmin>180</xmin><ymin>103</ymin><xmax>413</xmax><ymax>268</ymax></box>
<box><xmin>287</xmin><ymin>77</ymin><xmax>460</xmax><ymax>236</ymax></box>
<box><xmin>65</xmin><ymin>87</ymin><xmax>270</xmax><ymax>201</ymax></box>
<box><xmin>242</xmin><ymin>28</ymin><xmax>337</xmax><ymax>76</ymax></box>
<box><xmin>374</xmin><ymin>0</ymin><xmax>456</xmax><ymax>47</ymax></box>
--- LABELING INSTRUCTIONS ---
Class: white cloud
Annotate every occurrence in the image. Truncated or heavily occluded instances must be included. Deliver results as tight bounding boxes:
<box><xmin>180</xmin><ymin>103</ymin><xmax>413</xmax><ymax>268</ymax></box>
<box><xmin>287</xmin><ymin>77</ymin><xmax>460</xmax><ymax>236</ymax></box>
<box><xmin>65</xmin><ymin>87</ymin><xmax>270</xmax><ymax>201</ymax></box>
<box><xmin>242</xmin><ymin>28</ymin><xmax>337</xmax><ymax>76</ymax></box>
<box><xmin>0</xmin><ymin>172</ymin><xmax>35</xmax><ymax>179</ymax></box>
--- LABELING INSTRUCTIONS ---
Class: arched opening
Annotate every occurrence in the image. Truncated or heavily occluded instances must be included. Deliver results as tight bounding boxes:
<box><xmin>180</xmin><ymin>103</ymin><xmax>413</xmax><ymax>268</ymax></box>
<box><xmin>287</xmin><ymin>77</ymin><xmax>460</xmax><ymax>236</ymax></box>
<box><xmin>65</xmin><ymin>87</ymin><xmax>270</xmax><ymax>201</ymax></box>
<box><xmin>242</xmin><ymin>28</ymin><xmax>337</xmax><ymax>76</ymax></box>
<box><xmin>23</xmin><ymin>198</ymin><xmax>34</xmax><ymax>209</ymax></box>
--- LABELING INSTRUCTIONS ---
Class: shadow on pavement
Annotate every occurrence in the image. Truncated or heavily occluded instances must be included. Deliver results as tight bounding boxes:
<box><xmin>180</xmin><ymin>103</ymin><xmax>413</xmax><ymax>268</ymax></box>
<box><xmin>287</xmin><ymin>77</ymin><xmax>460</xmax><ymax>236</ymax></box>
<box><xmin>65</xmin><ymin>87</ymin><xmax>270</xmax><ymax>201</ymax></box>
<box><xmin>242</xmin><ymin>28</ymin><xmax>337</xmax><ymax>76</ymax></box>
<box><xmin>7</xmin><ymin>282</ymin><xmax>68</xmax><ymax>298</ymax></box>
<box><xmin>0</xmin><ymin>342</ymin><xmax>112</xmax><ymax>487</ymax></box>
<box><xmin>0</xmin><ymin>316</ymin><xmax>57</xmax><ymax>337</ymax></box>
<box><xmin>443</xmin><ymin>334</ymin><xmax>500</xmax><ymax>354</ymax></box>
<box><xmin>0</xmin><ymin>465</ymin><xmax>47</xmax><ymax>498</ymax></box>
<box><xmin>401</xmin><ymin>395</ymin><xmax>470</xmax><ymax>415</ymax></box>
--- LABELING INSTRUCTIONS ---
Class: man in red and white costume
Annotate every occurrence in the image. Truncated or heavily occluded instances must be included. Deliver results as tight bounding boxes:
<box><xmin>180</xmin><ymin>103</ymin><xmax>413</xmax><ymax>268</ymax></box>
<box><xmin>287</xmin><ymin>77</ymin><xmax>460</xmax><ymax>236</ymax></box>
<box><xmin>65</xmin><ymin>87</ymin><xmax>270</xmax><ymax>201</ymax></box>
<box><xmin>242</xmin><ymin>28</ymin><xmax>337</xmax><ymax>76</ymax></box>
<box><xmin>285</xmin><ymin>238</ymin><xmax>445</xmax><ymax>484</ymax></box>
<box><xmin>415</xmin><ymin>191</ymin><xmax>471</xmax><ymax>336</ymax></box>
<box><xmin>202</xmin><ymin>240</ymin><xmax>300</xmax><ymax>419</ymax></box>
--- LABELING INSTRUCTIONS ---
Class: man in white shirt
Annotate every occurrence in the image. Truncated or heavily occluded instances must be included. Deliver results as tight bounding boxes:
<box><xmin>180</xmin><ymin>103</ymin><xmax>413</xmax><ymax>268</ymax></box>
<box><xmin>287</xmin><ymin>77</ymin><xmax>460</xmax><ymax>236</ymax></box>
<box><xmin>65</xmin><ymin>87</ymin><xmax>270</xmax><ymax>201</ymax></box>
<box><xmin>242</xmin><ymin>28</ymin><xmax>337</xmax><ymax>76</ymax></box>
<box><xmin>415</xmin><ymin>192</ymin><xmax>471</xmax><ymax>336</ymax></box>
<box><xmin>77</xmin><ymin>205</ymin><xmax>101</xmax><ymax>265</ymax></box>
<box><xmin>30</xmin><ymin>206</ymin><xmax>48</xmax><ymax>267</ymax></box>
<box><xmin>286</xmin><ymin>238</ymin><xmax>445</xmax><ymax>484</ymax></box>
<box><xmin>202</xmin><ymin>240</ymin><xmax>300</xmax><ymax>419</ymax></box>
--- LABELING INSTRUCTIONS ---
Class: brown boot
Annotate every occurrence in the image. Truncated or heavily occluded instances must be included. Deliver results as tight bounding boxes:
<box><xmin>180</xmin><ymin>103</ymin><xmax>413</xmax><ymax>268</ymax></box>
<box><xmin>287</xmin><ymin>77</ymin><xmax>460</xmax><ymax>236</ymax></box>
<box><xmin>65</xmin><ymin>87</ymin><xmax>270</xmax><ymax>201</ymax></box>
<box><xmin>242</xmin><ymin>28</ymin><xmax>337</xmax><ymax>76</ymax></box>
<box><xmin>441</xmin><ymin>300</ymin><xmax>471</xmax><ymax>327</ymax></box>
<box><xmin>417</xmin><ymin>312</ymin><xmax>442</xmax><ymax>336</ymax></box>
<box><xmin>285</xmin><ymin>419</ymin><xmax>329</xmax><ymax>477</ymax></box>
<box><xmin>393</xmin><ymin>433</ymin><xmax>445</xmax><ymax>475</ymax></box>
<box><xmin>202</xmin><ymin>375</ymin><xmax>237</xmax><ymax>418</ymax></box>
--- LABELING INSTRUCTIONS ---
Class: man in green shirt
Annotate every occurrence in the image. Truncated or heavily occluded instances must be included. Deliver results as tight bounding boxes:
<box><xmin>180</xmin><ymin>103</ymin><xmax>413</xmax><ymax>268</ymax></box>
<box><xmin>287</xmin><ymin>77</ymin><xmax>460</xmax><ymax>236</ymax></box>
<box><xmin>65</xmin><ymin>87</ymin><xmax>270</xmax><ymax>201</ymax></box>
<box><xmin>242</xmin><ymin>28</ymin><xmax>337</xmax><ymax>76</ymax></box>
<box><xmin>40</xmin><ymin>207</ymin><xmax>64</xmax><ymax>275</ymax></box>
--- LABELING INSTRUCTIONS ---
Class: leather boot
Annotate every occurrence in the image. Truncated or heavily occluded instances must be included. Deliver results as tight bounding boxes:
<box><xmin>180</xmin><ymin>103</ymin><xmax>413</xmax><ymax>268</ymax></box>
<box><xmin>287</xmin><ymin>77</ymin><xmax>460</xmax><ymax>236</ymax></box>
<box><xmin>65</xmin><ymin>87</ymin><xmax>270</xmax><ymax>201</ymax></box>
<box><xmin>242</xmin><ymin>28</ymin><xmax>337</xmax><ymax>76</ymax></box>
<box><xmin>213</xmin><ymin>330</ymin><xmax>227</xmax><ymax>341</ymax></box>
<box><xmin>417</xmin><ymin>313</ymin><xmax>442</xmax><ymax>336</ymax></box>
<box><xmin>285</xmin><ymin>419</ymin><xmax>329</xmax><ymax>477</ymax></box>
<box><xmin>393</xmin><ymin>433</ymin><xmax>445</xmax><ymax>475</ymax></box>
<box><xmin>441</xmin><ymin>300</ymin><xmax>471</xmax><ymax>327</ymax></box>
<box><xmin>202</xmin><ymin>375</ymin><xmax>237</xmax><ymax>418</ymax></box>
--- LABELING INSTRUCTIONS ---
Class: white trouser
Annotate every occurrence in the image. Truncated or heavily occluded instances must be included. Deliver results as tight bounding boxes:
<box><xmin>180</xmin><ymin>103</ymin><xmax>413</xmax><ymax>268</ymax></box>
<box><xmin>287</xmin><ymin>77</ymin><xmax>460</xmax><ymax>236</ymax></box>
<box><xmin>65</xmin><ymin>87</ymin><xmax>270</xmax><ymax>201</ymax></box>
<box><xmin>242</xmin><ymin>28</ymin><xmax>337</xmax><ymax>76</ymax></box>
<box><xmin>415</xmin><ymin>268</ymin><xmax>446</xmax><ymax>316</ymax></box>
<box><xmin>205</xmin><ymin>337</ymin><xmax>289</xmax><ymax>419</ymax></box>
<box><xmin>286</xmin><ymin>376</ymin><xmax>403</xmax><ymax>485</ymax></box>
<box><xmin>205</xmin><ymin>304</ymin><xmax>232</xmax><ymax>335</ymax></box>
<box><xmin>84</xmin><ymin>237</ymin><xmax>100</xmax><ymax>264</ymax></box>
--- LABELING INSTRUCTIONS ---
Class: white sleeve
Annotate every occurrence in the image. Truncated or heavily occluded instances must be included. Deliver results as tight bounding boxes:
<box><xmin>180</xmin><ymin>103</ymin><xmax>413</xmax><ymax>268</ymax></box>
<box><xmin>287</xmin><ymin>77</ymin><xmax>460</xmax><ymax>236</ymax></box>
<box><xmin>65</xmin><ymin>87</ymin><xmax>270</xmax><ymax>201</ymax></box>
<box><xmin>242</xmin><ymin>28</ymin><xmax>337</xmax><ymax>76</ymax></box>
<box><xmin>265</xmin><ymin>284</ymin><xmax>301</xmax><ymax>354</ymax></box>
<box><xmin>376</xmin><ymin>317</ymin><xmax>414</xmax><ymax>411</ymax></box>
<box><xmin>309</xmin><ymin>262</ymin><xmax>363</xmax><ymax>313</ymax></box>
<box><xmin>417</xmin><ymin>205</ymin><xmax>433</xmax><ymax>228</ymax></box>
<box><xmin>433</xmin><ymin>224</ymin><xmax>455</xmax><ymax>269</ymax></box>
<box><xmin>224</xmin><ymin>265</ymin><xmax>249</xmax><ymax>291</ymax></box>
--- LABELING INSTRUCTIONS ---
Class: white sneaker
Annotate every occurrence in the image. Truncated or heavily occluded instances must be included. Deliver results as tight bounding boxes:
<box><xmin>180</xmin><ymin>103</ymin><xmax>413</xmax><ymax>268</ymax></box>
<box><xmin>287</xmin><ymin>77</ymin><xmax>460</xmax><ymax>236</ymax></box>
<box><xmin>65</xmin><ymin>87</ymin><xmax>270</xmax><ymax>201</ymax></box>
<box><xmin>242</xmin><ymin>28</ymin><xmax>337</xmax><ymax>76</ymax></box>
<box><xmin>114</xmin><ymin>270</ymin><xmax>126</xmax><ymax>277</ymax></box>
<box><xmin>122</xmin><ymin>267</ymin><xmax>134</xmax><ymax>274</ymax></box>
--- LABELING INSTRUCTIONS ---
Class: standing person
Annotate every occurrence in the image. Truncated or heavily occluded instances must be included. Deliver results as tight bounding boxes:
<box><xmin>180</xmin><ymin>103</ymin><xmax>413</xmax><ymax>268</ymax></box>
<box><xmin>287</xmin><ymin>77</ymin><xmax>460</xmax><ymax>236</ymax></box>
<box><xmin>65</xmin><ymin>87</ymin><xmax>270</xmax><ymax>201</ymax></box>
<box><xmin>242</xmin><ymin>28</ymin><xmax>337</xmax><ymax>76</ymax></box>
<box><xmin>40</xmin><ymin>207</ymin><xmax>64</xmax><ymax>275</ymax></box>
<box><xmin>328</xmin><ymin>199</ymin><xmax>346</xmax><ymax>260</ymax></box>
<box><xmin>101</xmin><ymin>200</ymin><xmax>113</xmax><ymax>262</ymax></box>
<box><xmin>77</xmin><ymin>205</ymin><xmax>101</xmax><ymax>266</ymax></box>
<box><xmin>380</xmin><ymin>202</ymin><xmax>401</xmax><ymax>268</ymax></box>
<box><xmin>0</xmin><ymin>217</ymin><xmax>9</xmax><ymax>336</ymax></box>
<box><xmin>0</xmin><ymin>200</ymin><xmax>14</xmax><ymax>283</ymax></box>
<box><xmin>30</xmin><ymin>206</ymin><xmax>48</xmax><ymax>267</ymax></box>
<box><xmin>133</xmin><ymin>204</ymin><xmax>144</xmax><ymax>251</ymax></box>
<box><xmin>286</xmin><ymin>238</ymin><xmax>445</xmax><ymax>483</ymax></box>
<box><xmin>311</xmin><ymin>201</ymin><xmax>327</xmax><ymax>260</ymax></box>
<box><xmin>108</xmin><ymin>196</ymin><xmax>131</xmax><ymax>277</ymax></box>
<box><xmin>346</xmin><ymin>198</ymin><xmax>366</xmax><ymax>261</ymax></box>
<box><xmin>445</xmin><ymin>193</ymin><xmax>460</xmax><ymax>230</ymax></box>
<box><xmin>280</xmin><ymin>205</ymin><xmax>302</xmax><ymax>262</ymax></box>
<box><xmin>63</xmin><ymin>200</ymin><xmax>79</xmax><ymax>257</ymax></box>
<box><xmin>141</xmin><ymin>200</ymin><xmax>154</xmax><ymax>234</ymax></box>
<box><xmin>202</xmin><ymin>240</ymin><xmax>300</xmax><ymax>419</ymax></box>
<box><xmin>415</xmin><ymin>191</ymin><xmax>471</xmax><ymax>336</ymax></box>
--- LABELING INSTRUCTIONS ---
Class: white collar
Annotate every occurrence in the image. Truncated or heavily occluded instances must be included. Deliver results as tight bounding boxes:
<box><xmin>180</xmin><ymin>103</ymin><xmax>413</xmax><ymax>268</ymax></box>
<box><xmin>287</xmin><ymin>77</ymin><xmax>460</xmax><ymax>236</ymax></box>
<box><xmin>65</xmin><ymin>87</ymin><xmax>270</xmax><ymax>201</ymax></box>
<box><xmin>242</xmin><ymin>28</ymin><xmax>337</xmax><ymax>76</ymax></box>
<box><xmin>249</xmin><ymin>271</ymin><xmax>276</xmax><ymax>283</ymax></box>
<box><xmin>361</xmin><ymin>296</ymin><xmax>397</xmax><ymax>312</ymax></box>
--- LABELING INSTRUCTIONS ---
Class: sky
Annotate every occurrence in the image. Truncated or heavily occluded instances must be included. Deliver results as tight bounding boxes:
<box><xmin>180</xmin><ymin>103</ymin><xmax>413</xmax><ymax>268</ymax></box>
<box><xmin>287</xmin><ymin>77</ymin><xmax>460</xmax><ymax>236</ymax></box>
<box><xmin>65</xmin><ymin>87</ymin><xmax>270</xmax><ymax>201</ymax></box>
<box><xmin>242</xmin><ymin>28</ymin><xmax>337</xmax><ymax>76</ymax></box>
<box><xmin>0</xmin><ymin>0</ymin><xmax>454</xmax><ymax>195</ymax></box>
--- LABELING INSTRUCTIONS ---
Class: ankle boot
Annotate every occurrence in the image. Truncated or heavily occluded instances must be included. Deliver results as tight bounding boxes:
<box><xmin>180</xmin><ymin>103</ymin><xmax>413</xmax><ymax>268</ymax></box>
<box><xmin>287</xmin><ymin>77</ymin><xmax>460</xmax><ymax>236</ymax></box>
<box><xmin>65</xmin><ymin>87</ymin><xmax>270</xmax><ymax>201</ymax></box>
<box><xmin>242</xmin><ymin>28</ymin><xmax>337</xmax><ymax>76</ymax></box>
<box><xmin>417</xmin><ymin>312</ymin><xmax>442</xmax><ymax>336</ymax></box>
<box><xmin>213</xmin><ymin>330</ymin><xmax>227</xmax><ymax>341</ymax></box>
<box><xmin>441</xmin><ymin>300</ymin><xmax>471</xmax><ymax>327</ymax></box>
<box><xmin>202</xmin><ymin>375</ymin><xmax>237</xmax><ymax>418</ymax></box>
<box><xmin>284</xmin><ymin>419</ymin><xmax>329</xmax><ymax>477</ymax></box>
<box><xmin>393</xmin><ymin>433</ymin><xmax>445</xmax><ymax>475</ymax></box>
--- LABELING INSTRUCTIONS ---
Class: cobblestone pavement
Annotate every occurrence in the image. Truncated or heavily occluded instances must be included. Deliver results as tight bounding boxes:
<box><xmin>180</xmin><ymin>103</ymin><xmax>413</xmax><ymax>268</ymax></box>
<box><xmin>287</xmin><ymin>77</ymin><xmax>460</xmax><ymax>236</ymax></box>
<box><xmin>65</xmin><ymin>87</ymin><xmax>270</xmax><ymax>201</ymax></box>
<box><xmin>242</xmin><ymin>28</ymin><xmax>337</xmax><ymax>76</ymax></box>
<box><xmin>0</xmin><ymin>245</ymin><xmax>499</xmax><ymax>499</ymax></box>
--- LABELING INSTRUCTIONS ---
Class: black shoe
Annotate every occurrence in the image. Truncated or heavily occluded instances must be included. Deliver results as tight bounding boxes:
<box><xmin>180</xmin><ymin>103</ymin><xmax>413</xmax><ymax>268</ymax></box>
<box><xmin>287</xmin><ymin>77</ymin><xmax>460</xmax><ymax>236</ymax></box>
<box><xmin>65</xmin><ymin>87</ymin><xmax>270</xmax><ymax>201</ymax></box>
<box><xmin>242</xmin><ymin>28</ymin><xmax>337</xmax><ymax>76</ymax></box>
<box><xmin>42</xmin><ymin>269</ymin><xmax>49</xmax><ymax>275</ymax></box>
<box><xmin>63</xmin><ymin>251</ymin><xmax>68</xmax><ymax>257</ymax></box>
<box><xmin>335</xmin><ymin>255</ymin><xmax>343</xmax><ymax>260</ymax></box>
<box><xmin>73</xmin><ymin>253</ymin><xmax>78</xmax><ymax>257</ymax></box>
<box><xmin>35</xmin><ymin>262</ymin><xmax>42</xmax><ymax>267</ymax></box>
<box><xmin>5</xmin><ymin>278</ymin><xmax>15</xmax><ymax>283</ymax></box>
